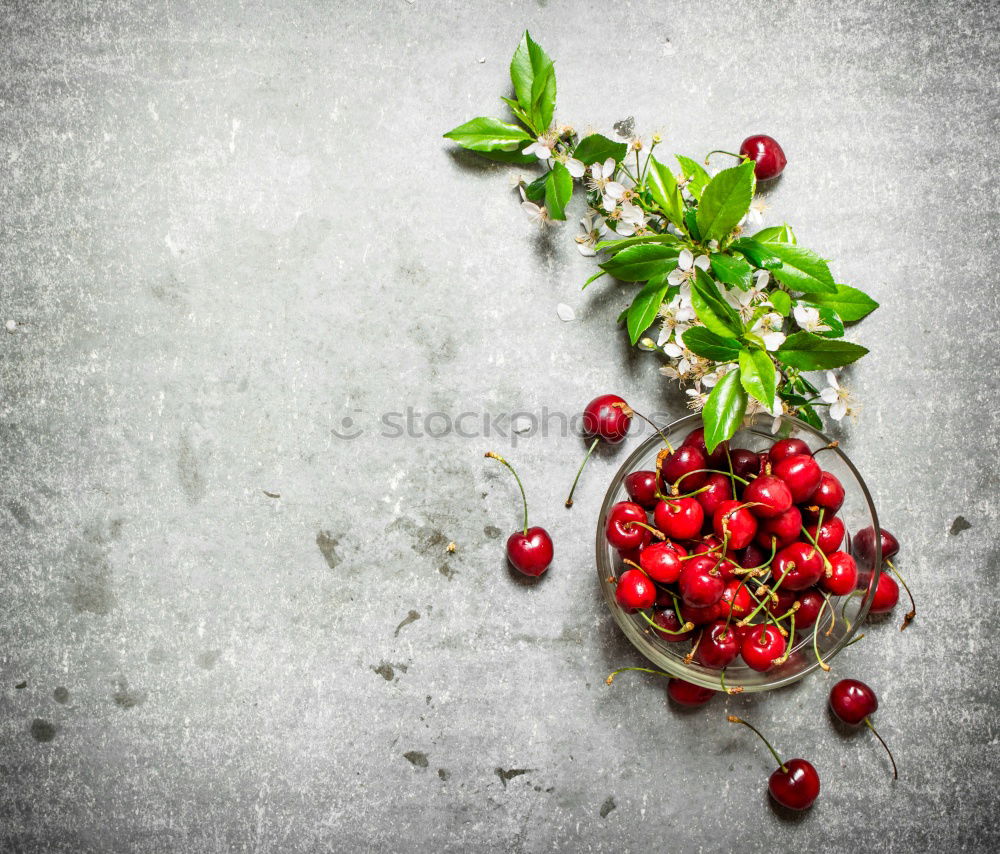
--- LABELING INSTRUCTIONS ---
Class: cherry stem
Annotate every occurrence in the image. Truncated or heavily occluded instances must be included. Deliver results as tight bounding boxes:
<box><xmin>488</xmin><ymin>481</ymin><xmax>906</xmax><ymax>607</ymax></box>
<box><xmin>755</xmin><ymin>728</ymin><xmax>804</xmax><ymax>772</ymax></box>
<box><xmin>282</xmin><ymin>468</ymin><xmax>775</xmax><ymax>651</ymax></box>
<box><xmin>800</xmin><ymin>509</ymin><xmax>831</xmax><ymax>573</ymax></box>
<box><xmin>672</xmin><ymin>467</ymin><xmax>750</xmax><ymax>492</ymax></box>
<box><xmin>727</xmin><ymin>716</ymin><xmax>787</xmax><ymax>773</ymax></box>
<box><xmin>772</xmin><ymin>613</ymin><xmax>794</xmax><ymax>665</ymax></box>
<box><xmin>720</xmin><ymin>668</ymin><xmax>743</xmax><ymax>695</ymax></box>
<box><xmin>614</xmin><ymin>402</ymin><xmax>673</xmax><ymax>451</ymax></box>
<box><xmin>864</xmin><ymin>718</ymin><xmax>898</xmax><ymax>780</ymax></box>
<box><xmin>485</xmin><ymin>451</ymin><xmax>529</xmax><ymax>535</ymax></box>
<box><xmin>565</xmin><ymin>436</ymin><xmax>600</xmax><ymax>508</ymax></box>
<box><xmin>706</xmin><ymin>149</ymin><xmax>744</xmax><ymax>164</ymax></box>
<box><xmin>885</xmin><ymin>559</ymin><xmax>916</xmax><ymax>631</ymax></box>
<box><xmin>639</xmin><ymin>609</ymin><xmax>694</xmax><ymax>635</ymax></box>
<box><xmin>813</xmin><ymin>440</ymin><xmax>840</xmax><ymax>456</ymax></box>
<box><xmin>683</xmin><ymin>628</ymin><xmax>704</xmax><ymax>664</ymax></box>
<box><xmin>627</xmin><ymin>520</ymin><xmax>666</xmax><ymax>540</ymax></box>
<box><xmin>812</xmin><ymin>596</ymin><xmax>831</xmax><ymax>671</ymax></box>
<box><xmin>843</xmin><ymin>632</ymin><xmax>865</xmax><ymax>648</ymax></box>
<box><xmin>605</xmin><ymin>665</ymin><xmax>671</xmax><ymax>686</ymax></box>
<box><xmin>822</xmin><ymin>590</ymin><xmax>837</xmax><ymax>637</ymax></box>
<box><xmin>739</xmin><ymin>562</ymin><xmax>794</xmax><ymax>626</ymax></box>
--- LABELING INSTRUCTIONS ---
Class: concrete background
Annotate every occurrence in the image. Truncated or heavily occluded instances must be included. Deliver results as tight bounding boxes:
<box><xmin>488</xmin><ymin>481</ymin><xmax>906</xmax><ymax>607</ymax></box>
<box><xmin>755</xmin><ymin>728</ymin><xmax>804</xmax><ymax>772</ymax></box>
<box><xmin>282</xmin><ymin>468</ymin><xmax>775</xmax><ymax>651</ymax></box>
<box><xmin>1</xmin><ymin>0</ymin><xmax>998</xmax><ymax>851</ymax></box>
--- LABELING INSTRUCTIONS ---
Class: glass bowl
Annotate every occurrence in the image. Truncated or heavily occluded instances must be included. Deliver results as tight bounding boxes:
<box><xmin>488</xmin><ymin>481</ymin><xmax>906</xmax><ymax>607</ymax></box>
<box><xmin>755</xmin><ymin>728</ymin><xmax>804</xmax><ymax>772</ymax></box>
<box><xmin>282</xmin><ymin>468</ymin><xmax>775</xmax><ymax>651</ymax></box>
<box><xmin>596</xmin><ymin>412</ymin><xmax>882</xmax><ymax>693</ymax></box>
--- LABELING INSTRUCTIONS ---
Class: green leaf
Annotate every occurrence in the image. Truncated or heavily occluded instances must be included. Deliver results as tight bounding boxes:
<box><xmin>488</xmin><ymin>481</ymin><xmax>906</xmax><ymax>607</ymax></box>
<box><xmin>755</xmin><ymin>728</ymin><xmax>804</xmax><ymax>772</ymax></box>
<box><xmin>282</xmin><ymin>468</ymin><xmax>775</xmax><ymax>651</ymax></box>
<box><xmin>730</xmin><ymin>237</ymin><xmax>782</xmax><ymax>270</ymax></box>
<box><xmin>510</xmin><ymin>32</ymin><xmax>555</xmax><ymax>132</ymax></box>
<box><xmin>676</xmin><ymin>155</ymin><xmax>710</xmax><ymax>199</ymax></box>
<box><xmin>690</xmin><ymin>267</ymin><xmax>742</xmax><ymax>338</ymax></box>
<box><xmin>543</xmin><ymin>162</ymin><xmax>573</xmax><ymax>221</ymax></box>
<box><xmin>766</xmin><ymin>243</ymin><xmax>837</xmax><ymax>294</ymax></box>
<box><xmin>738</xmin><ymin>349</ymin><xmax>777</xmax><ymax>407</ymax></box>
<box><xmin>702</xmin><ymin>369</ymin><xmax>748</xmax><ymax>453</ymax></box>
<box><xmin>600</xmin><ymin>243</ymin><xmax>680</xmax><ymax>282</ymax></box>
<box><xmin>500</xmin><ymin>96</ymin><xmax>534</xmax><ymax>130</ymax></box>
<box><xmin>775</xmin><ymin>331</ymin><xmax>869</xmax><ymax>370</ymax></box>
<box><xmin>800</xmin><ymin>303</ymin><xmax>845</xmax><ymax>339</ymax></box>
<box><xmin>709</xmin><ymin>252</ymin><xmax>753</xmax><ymax>291</ymax></box>
<box><xmin>594</xmin><ymin>233</ymin><xmax>680</xmax><ymax>252</ymax></box>
<box><xmin>754</xmin><ymin>224</ymin><xmax>797</xmax><ymax>244</ymax></box>
<box><xmin>696</xmin><ymin>161</ymin><xmax>755</xmax><ymax>244</ymax></box>
<box><xmin>573</xmin><ymin>133</ymin><xmax>628</xmax><ymax>165</ymax></box>
<box><xmin>523</xmin><ymin>174</ymin><xmax>547</xmax><ymax>202</ymax></box>
<box><xmin>684</xmin><ymin>209</ymin><xmax>701</xmax><ymax>241</ymax></box>
<box><xmin>443</xmin><ymin>117</ymin><xmax>534</xmax><ymax>152</ymax></box>
<box><xmin>626</xmin><ymin>275</ymin><xmax>670</xmax><ymax>345</ymax></box>
<box><xmin>770</xmin><ymin>290</ymin><xmax>791</xmax><ymax>316</ymax></box>
<box><xmin>682</xmin><ymin>327</ymin><xmax>743</xmax><ymax>361</ymax></box>
<box><xmin>779</xmin><ymin>393</ymin><xmax>824</xmax><ymax>429</ymax></box>
<box><xmin>616</xmin><ymin>307</ymin><xmax>628</xmax><ymax>324</ymax></box>
<box><xmin>582</xmin><ymin>269</ymin><xmax>607</xmax><ymax>290</ymax></box>
<box><xmin>468</xmin><ymin>148</ymin><xmax>538</xmax><ymax>165</ymax></box>
<box><xmin>799</xmin><ymin>283</ymin><xmax>879</xmax><ymax>323</ymax></box>
<box><xmin>646</xmin><ymin>156</ymin><xmax>685</xmax><ymax>228</ymax></box>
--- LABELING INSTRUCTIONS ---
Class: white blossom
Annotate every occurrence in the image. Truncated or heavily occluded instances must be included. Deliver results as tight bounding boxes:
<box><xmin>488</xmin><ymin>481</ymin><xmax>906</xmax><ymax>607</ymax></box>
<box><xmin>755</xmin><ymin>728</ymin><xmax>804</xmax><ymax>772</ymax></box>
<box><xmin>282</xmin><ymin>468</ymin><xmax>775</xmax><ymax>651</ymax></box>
<box><xmin>685</xmin><ymin>384</ymin><xmax>708</xmax><ymax>411</ymax></box>
<box><xmin>575</xmin><ymin>213</ymin><xmax>608</xmax><ymax>256</ymax></box>
<box><xmin>656</xmin><ymin>295</ymin><xmax>695</xmax><ymax>347</ymax></box>
<box><xmin>520</xmin><ymin>201</ymin><xmax>550</xmax><ymax>227</ymax></box>
<box><xmin>667</xmin><ymin>248</ymin><xmax>710</xmax><ymax>287</ymax></box>
<box><xmin>751</xmin><ymin>311</ymin><xmax>786</xmax><ymax>351</ymax></box>
<box><xmin>793</xmin><ymin>304</ymin><xmax>832</xmax><ymax>334</ymax></box>
<box><xmin>587</xmin><ymin>158</ymin><xmax>626</xmax><ymax>211</ymax></box>
<box><xmin>523</xmin><ymin>135</ymin><xmax>555</xmax><ymax>160</ymax></box>
<box><xmin>613</xmin><ymin>201</ymin><xmax>647</xmax><ymax>236</ymax></box>
<box><xmin>820</xmin><ymin>371</ymin><xmax>858</xmax><ymax>421</ymax></box>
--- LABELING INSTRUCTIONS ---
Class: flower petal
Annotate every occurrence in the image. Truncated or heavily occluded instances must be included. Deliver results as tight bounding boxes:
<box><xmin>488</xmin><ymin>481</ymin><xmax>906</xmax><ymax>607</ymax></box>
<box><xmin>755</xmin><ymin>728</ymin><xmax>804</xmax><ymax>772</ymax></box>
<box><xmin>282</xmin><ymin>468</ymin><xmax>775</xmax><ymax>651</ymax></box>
<box><xmin>694</xmin><ymin>254</ymin><xmax>710</xmax><ymax>270</ymax></box>
<box><xmin>605</xmin><ymin>181</ymin><xmax>626</xmax><ymax>200</ymax></box>
<box><xmin>830</xmin><ymin>400</ymin><xmax>847</xmax><ymax>421</ymax></box>
<box><xmin>678</xmin><ymin>248</ymin><xmax>693</xmax><ymax>271</ymax></box>
<box><xmin>566</xmin><ymin>158</ymin><xmax>585</xmax><ymax>178</ymax></box>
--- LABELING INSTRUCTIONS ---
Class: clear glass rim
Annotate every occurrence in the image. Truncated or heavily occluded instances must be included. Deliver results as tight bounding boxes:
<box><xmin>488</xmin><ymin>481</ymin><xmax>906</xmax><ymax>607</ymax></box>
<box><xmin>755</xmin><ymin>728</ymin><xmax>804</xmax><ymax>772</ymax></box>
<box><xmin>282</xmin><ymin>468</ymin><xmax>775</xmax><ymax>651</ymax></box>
<box><xmin>595</xmin><ymin>412</ymin><xmax>882</xmax><ymax>693</ymax></box>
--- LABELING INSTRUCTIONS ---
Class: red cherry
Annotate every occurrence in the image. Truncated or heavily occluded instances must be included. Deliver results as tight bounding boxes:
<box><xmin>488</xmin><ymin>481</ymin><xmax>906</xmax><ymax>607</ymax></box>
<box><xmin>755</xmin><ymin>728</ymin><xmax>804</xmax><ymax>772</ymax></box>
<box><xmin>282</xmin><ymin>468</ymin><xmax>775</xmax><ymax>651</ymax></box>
<box><xmin>805</xmin><ymin>471</ymin><xmax>845</xmax><ymax>519</ymax></box>
<box><xmin>713</xmin><ymin>500</ymin><xmax>758</xmax><ymax>550</ymax></box>
<box><xmin>695</xmin><ymin>472</ymin><xmax>735</xmax><ymax>518</ymax></box>
<box><xmin>744</xmin><ymin>474</ymin><xmax>793</xmax><ymax>519</ymax></box>
<box><xmin>736</xmin><ymin>542</ymin><xmax>768</xmax><ymax>570</ymax></box>
<box><xmin>829</xmin><ymin>678</ymin><xmax>897</xmax><ymax>779</ymax></box>
<box><xmin>795</xmin><ymin>589</ymin><xmax>824</xmax><ymax>628</ymax></box>
<box><xmin>853</xmin><ymin>526</ymin><xmax>900</xmax><ymax>571</ymax></box>
<box><xmin>773</xmin><ymin>541</ymin><xmax>824</xmax><ymax>591</ymax></box>
<box><xmin>714</xmin><ymin>553</ymin><xmax>740</xmax><ymax>581</ymax></box>
<box><xmin>660</xmin><ymin>444</ymin><xmax>708</xmax><ymax>491</ymax></box>
<box><xmin>756</xmin><ymin>505</ymin><xmax>803</xmax><ymax>550</ymax></box>
<box><xmin>719</xmin><ymin>580</ymin><xmax>753</xmax><ymax>619</ymax></box>
<box><xmin>696</xmin><ymin>619</ymin><xmax>741</xmax><ymax>669</ymax></box>
<box><xmin>773</xmin><ymin>454</ymin><xmax>822</xmax><ymax>503</ymax></box>
<box><xmin>805</xmin><ymin>515</ymin><xmax>845</xmax><ymax>553</ymax></box>
<box><xmin>679</xmin><ymin>599</ymin><xmax>725</xmax><ymax>625</ymax></box>
<box><xmin>624</xmin><ymin>470</ymin><xmax>659</xmax><ymax>509</ymax></box>
<box><xmin>766</xmin><ymin>589</ymin><xmax>798</xmax><ymax>618</ymax></box>
<box><xmin>768</xmin><ymin>438</ymin><xmax>811</xmax><ymax>465</ymax></box>
<box><xmin>729</xmin><ymin>448</ymin><xmax>762</xmax><ymax>479</ymax></box>
<box><xmin>639</xmin><ymin>540</ymin><xmax>686</xmax><ymax>584</ymax></box>
<box><xmin>651</xmin><ymin>608</ymin><xmax>693</xmax><ymax>642</ymax></box>
<box><xmin>654</xmin><ymin>497</ymin><xmax>704</xmax><ymax>540</ymax></box>
<box><xmin>739</xmin><ymin>135</ymin><xmax>787</xmax><ymax>181</ymax></box>
<box><xmin>820</xmin><ymin>551</ymin><xmax>858</xmax><ymax>596</ymax></box>
<box><xmin>505</xmin><ymin>527</ymin><xmax>554</xmax><ymax>577</ymax></box>
<box><xmin>681</xmin><ymin>427</ymin><xmax>729</xmax><ymax>468</ymax></box>
<box><xmin>679</xmin><ymin>556</ymin><xmax>725</xmax><ymax>608</ymax></box>
<box><xmin>668</xmin><ymin>678</ymin><xmax>715</xmax><ymax>707</ymax></box>
<box><xmin>605</xmin><ymin>501</ymin><xmax>651</xmax><ymax>551</ymax></box>
<box><xmin>741</xmin><ymin>624</ymin><xmax>787</xmax><ymax>672</ymax></box>
<box><xmin>583</xmin><ymin>394</ymin><xmax>631</xmax><ymax>443</ymax></box>
<box><xmin>868</xmin><ymin>572</ymin><xmax>899</xmax><ymax>614</ymax></box>
<box><xmin>693</xmin><ymin>535</ymin><xmax>723</xmax><ymax>555</ymax></box>
<box><xmin>615</xmin><ymin>568</ymin><xmax>656</xmax><ymax>611</ymax></box>
<box><xmin>729</xmin><ymin>716</ymin><xmax>820</xmax><ymax>810</ymax></box>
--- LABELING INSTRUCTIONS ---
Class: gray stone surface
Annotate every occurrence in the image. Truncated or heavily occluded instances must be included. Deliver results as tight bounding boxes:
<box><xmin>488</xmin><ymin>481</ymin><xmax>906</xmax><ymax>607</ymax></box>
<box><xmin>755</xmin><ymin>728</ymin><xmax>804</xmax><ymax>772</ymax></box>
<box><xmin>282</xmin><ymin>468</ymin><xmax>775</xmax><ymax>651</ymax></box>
<box><xmin>1</xmin><ymin>1</ymin><xmax>998</xmax><ymax>851</ymax></box>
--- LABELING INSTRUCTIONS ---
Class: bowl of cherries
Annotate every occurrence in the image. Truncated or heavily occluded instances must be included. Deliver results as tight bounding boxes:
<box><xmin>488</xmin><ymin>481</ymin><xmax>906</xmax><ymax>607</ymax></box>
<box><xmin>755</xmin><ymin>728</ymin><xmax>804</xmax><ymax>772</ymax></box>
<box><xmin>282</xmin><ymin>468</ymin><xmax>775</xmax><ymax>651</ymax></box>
<box><xmin>597</xmin><ymin>412</ymin><xmax>882</xmax><ymax>693</ymax></box>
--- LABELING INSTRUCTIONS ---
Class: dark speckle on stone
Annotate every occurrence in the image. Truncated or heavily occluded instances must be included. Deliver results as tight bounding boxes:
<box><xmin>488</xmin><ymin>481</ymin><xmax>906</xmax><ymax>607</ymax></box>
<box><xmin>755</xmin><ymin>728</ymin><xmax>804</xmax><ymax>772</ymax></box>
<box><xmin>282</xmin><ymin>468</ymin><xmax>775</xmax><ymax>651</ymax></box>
<box><xmin>67</xmin><ymin>537</ymin><xmax>117</xmax><ymax>616</ymax></box>
<box><xmin>196</xmin><ymin>649</ymin><xmax>221</xmax><ymax>669</ymax></box>
<box><xmin>484</xmin><ymin>524</ymin><xmax>502</xmax><ymax>539</ymax></box>
<box><xmin>6</xmin><ymin>500</ymin><xmax>35</xmax><ymax>528</ymax></box>
<box><xmin>393</xmin><ymin>609</ymin><xmax>420</xmax><ymax>637</ymax></box>
<box><xmin>438</xmin><ymin>563</ymin><xmax>457</xmax><ymax>580</ymax></box>
<box><xmin>15</xmin><ymin>681</ymin><xmax>27</xmax><ymax>689</ymax></box>
<box><xmin>112</xmin><ymin>681</ymin><xmax>147</xmax><ymax>709</ymax></box>
<box><xmin>495</xmin><ymin>767</ymin><xmax>533</xmax><ymax>788</ymax></box>
<box><xmin>30</xmin><ymin>719</ymin><xmax>57</xmax><ymax>742</ymax></box>
<box><xmin>950</xmin><ymin>515</ymin><xmax>971</xmax><ymax>535</ymax></box>
<box><xmin>177</xmin><ymin>428</ymin><xmax>208</xmax><ymax>504</ymax></box>
<box><xmin>372</xmin><ymin>661</ymin><xmax>408</xmax><ymax>682</ymax></box>
<box><xmin>437</xmin><ymin>768</ymin><xmax>450</xmax><ymax>780</ymax></box>
<box><xmin>316</xmin><ymin>530</ymin><xmax>342</xmax><ymax>569</ymax></box>
<box><xmin>53</xmin><ymin>687</ymin><xmax>70</xmax><ymax>704</ymax></box>
<box><xmin>403</xmin><ymin>751</ymin><xmax>428</xmax><ymax>768</ymax></box>
<box><xmin>613</xmin><ymin>116</ymin><xmax>635</xmax><ymax>138</ymax></box>
<box><xmin>600</xmin><ymin>796</ymin><xmax>617</xmax><ymax>818</ymax></box>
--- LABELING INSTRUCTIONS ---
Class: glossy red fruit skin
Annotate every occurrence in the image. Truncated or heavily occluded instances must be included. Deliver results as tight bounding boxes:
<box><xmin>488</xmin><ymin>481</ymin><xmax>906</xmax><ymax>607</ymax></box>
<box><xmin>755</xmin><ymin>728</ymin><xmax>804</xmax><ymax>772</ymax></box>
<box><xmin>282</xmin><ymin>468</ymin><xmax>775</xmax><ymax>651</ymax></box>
<box><xmin>806</xmin><ymin>515</ymin><xmax>846</xmax><ymax>553</ymax></box>
<box><xmin>679</xmin><ymin>556</ymin><xmax>725</xmax><ymax>608</ymax></box>
<box><xmin>741</xmin><ymin>624</ymin><xmax>787</xmax><ymax>671</ymax></box>
<box><xmin>768</xmin><ymin>438</ymin><xmax>811</xmax><ymax>465</ymax></box>
<box><xmin>624</xmin><ymin>470</ymin><xmax>659</xmax><ymax>509</ymax></box>
<box><xmin>740</xmin><ymin>134</ymin><xmax>787</xmax><ymax>181</ymax></box>
<box><xmin>714</xmin><ymin>554</ymin><xmax>740</xmax><ymax>582</ymax></box>
<box><xmin>744</xmin><ymin>475</ymin><xmax>793</xmax><ymax>519</ymax></box>
<box><xmin>805</xmin><ymin>471</ymin><xmax>845</xmax><ymax>518</ymax></box>
<box><xmin>667</xmin><ymin>678</ymin><xmax>715</xmax><ymax>707</ymax></box>
<box><xmin>773</xmin><ymin>454</ymin><xmax>822</xmax><ymax>503</ymax></box>
<box><xmin>615</xmin><ymin>568</ymin><xmax>657</xmax><ymax>611</ymax></box>
<box><xmin>774</xmin><ymin>541</ymin><xmax>824</xmax><ymax>591</ymax></box>
<box><xmin>737</xmin><ymin>542</ymin><xmax>768</xmax><ymax>570</ymax></box>
<box><xmin>795</xmin><ymin>589</ymin><xmax>824</xmax><ymax>628</ymax></box>
<box><xmin>853</xmin><ymin>526</ymin><xmax>898</xmax><ymax>571</ymax></box>
<box><xmin>868</xmin><ymin>572</ymin><xmax>899</xmax><ymax>614</ymax></box>
<box><xmin>713</xmin><ymin>500</ymin><xmax>758</xmax><ymax>550</ymax></box>
<box><xmin>606</xmin><ymin>501</ymin><xmax>651</xmax><ymax>551</ymax></box>
<box><xmin>660</xmin><ymin>444</ymin><xmax>708</xmax><ymax>491</ymax></box>
<box><xmin>829</xmin><ymin>678</ymin><xmax>878</xmax><ymax>725</ymax></box>
<box><xmin>693</xmin><ymin>535</ymin><xmax>723</xmax><ymax>555</ymax></box>
<box><xmin>681</xmin><ymin>427</ymin><xmax>730</xmax><ymax>468</ymax></box>
<box><xmin>680</xmin><ymin>599</ymin><xmax>725</xmax><ymax>625</ymax></box>
<box><xmin>755</xmin><ymin>505</ymin><xmax>803</xmax><ymax>550</ymax></box>
<box><xmin>654</xmin><ymin>497</ymin><xmax>704</xmax><ymax>540</ymax></box>
<box><xmin>696</xmin><ymin>472</ymin><xmax>735</xmax><ymax>518</ymax></box>
<box><xmin>583</xmin><ymin>394</ymin><xmax>631</xmax><ymax>443</ymax></box>
<box><xmin>506</xmin><ymin>527</ymin><xmax>554</xmax><ymax>576</ymax></box>
<box><xmin>719</xmin><ymin>580</ymin><xmax>752</xmax><ymax>619</ymax></box>
<box><xmin>651</xmin><ymin>608</ymin><xmax>693</xmax><ymax>642</ymax></box>
<box><xmin>821</xmin><ymin>551</ymin><xmax>858</xmax><ymax>596</ymax></box>
<box><xmin>766</xmin><ymin>589</ymin><xmax>798</xmax><ymax>618</ymax></box>
<box><xmin>640</xmin><ymin>541</ymin><xmax>686</xmax><ymax>584</ymax></box>
<box><xmin>696</xmin><ymin>620</ymin><xmax>741</xmax><ymax>669</ymax></box>
<box><xmin>730</xmin><ymin>448</ymin><xmax>762</xmax><ymax>480</ymax></box>
<box><xmin>769</xmin><ymin>758</ymin><xmax>820</xmax><ymax>810</ymax></box>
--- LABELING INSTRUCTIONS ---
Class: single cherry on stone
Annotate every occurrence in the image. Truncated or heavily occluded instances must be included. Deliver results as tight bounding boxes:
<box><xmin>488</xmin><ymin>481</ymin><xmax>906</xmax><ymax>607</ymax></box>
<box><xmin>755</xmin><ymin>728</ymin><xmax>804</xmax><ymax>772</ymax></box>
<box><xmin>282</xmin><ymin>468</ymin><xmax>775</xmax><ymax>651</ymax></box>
<box><xmin>868</xmin><ymin>572</ymin><xmax>900</xmax><ymax>614</ymax></box>
<box><xmin>565</xmin><ymin>394</ymin><xmax>633</xmax><ymax>508</ymax></box>
<box><xmin>829</xmin><ymin>678</ymin><xmax>898</xmax><ymax>779</ymax></box>
<box><xmin>485</xmin><ymin>452</ymin><xmax>553</xmax><ymax>577</ymax></box>
<box><xmin>739</xmin><ymin>135</ymin><xmax>788</xmax><ymax>181</ymax></box>
<box><xmin>667</xmin><ymin>678</ymin><xmax>715</xmax><ymax>707</ymax></box>
<box><xmin>729</xmin><ymin>716</ymin><xmax>820</xmax><ymax>811</ymax></box>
